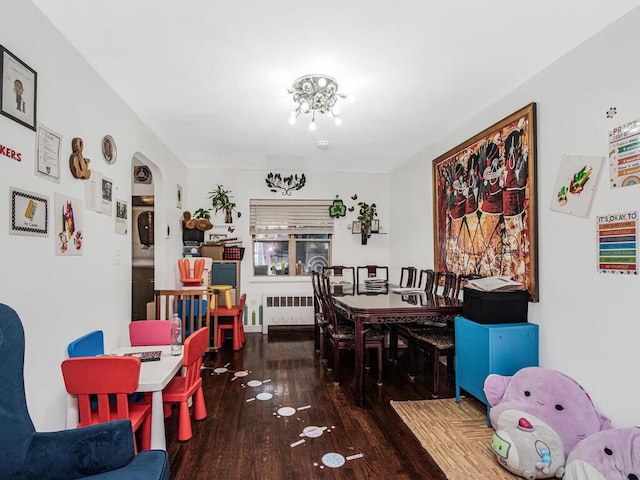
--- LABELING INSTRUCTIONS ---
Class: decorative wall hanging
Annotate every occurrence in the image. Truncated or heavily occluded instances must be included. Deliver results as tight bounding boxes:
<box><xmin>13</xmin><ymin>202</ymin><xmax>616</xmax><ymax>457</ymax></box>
<box><xmin>69</xmin><ymin>137</ymin><xmax>91</xmax><ymax>179</ymax></box>
<box><xmin>54</xmin><ymin>193</ymin><xmax>84</xmax><ymax>256</ymax></box>
<box><xmin>133</xmin><ymin>165</ymin><xmax>152</xmax><ymax>184</ymax></box>
<box><xmin>101</xmin><ymin>135</ymin><xmax>117</xmax><ymax>165</ymax></box>
<box><xmin>35</xmin><ymin>123</ymin><xmax>61</xmax><ymax>182</ymax></box>
<box><xmin>0</xmin><ymin>45</ymin><xmax>37</xmax><ymax>131</ymax></box>
<box><xmin>550</xmin><ymin>155</ymin><xmax>603</xmax><ymax>218</ymax></box>
<box><xmin>609</xmin><ymin>118</ymin><xmax>640</xmax><ymax>189</ymax></box>
<box><xmin>266</xmin><ymin>172</ymin><xmax>306</xmax><ymax>196</ymax></box>
<box><xmin>176</xmin><ymin>184</ymin><xmax>182</xmax><ymax>209</ymax></box>
<box><xmin>597</xmin><ymin>211</ymin><xmax>637</xmax><ymax>275</ymax></box>
<box><xmin>9</xmin><ymin>187</ymin><xmax>48</xmax><ymax>237</ymax></box>
<box><xmin>329</xmin><ymin>196</ymin><xmax>346</xmax><ymax>218</ymax></box>
<box><xmin>432</xmin><ymin>102</ymin><xmax>538</xmax><ymax>301</ymax></box>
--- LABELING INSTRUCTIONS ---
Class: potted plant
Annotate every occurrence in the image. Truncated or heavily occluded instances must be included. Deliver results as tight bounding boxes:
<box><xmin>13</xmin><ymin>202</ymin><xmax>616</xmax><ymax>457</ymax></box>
<box><xmin>357</xmin><ymin>201</ymin><xmax>377</xmax><ymax>245</ymax></box>
<box><xmin>207</xmin><ymin>184</ymin><xmax>242</xmax><ymax>223</ymax></box>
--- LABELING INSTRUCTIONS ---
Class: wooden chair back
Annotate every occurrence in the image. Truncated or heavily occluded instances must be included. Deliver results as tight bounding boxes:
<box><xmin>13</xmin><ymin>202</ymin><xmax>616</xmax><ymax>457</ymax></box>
<box><xmin>154</xmin><ymin>289</ymin><xmax>212</xmax><ymax>349</ymax></box>
<box><xmin>399</xmin><ymin>267</ymin><xmax>418</xmax><ymax>288</ymax></box>
<box><xmin>418</xmin><ymin>269</ymin><xmax>436</xmax><ymax>293</ymax></box>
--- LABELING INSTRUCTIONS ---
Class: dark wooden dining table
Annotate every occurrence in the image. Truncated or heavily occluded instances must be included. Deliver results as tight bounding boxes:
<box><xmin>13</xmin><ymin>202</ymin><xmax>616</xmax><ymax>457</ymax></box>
<box><xmin>333</xmin><ymin>286</ymin><xmax>463</xmax><ymax>407</ymax></box>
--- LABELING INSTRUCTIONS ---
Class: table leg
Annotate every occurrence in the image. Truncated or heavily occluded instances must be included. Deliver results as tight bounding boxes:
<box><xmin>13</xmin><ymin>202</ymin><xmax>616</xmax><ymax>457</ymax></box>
<box><xmin>355</xmin><ymin>318</ymin><xmax>365</xmax><ymax>407</ymax></box>
<box><xmin>150</xmin><ymin>390</ymin><xmax>167</xmax><ymax>450</ymax></box>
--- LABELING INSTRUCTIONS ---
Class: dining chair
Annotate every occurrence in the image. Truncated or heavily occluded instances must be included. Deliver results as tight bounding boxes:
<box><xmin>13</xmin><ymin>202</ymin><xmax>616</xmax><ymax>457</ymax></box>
<box><xmin>154</xmin><ymin>289</ymin><xmax>213</xmax><ymax>350</ymax></box>
<box><xmin>61</xmin><ymin>356</ymin><xmax>153</xmax><ymax>452</ymax></box>
<box><xmin>311</xmin><ymin>271</ymin><xmax>331</xmax><ymax>357</ymax></box>
<box><xmin>451</xmin><ymin>273</ymin><xmax>483</xmax><ymax>299</ymax></box>
<box><xmin>356</xmin><ymin>265</ymin><xmax>389</xmax><ymax>294</ymax></box>
<box><xmin>399</xmin><ymin>266</ymin><xmax>418</xmax><ymax>288</ymax></box>
<box><xmin>323</xmin><ymin>265</ymin><xmax>355</xmax><ymax>286</ymax></box>
<box><xmin>129</xmin><ymin>320</ymin><xmax>171</xmax><ymax>346</ymax></box>
<box><xmin>67</xmin><ymin>330</ymin><xmax>104</xmax><ymax>357</ymax></box>
<box><xmin>216</xmin><ymin>293</ymin><xmax>246</xmax><ymax>350</ymax></box>
<box><xmin>322</xmin><ymin>275</ymin><xmax>384</xmax><ymax>387</ymax></box>
<box><xmin>162</xmin><ymin>326</ymin><xmax>209</xmax><ymax>441</ymax></box>
<box><xmin>434</xmin><ymin>271</ymin><xmax>457</xmax><ymax>298</ymax></box>
<box><xmin>1</xmin><ymin>303</ymin><xmax>169</xmax><ymax>480</ymax></box>
<box><xmin>418</xmin><ymin>269</ymin><xmax>436</xmax><ymax>293</ymax></box>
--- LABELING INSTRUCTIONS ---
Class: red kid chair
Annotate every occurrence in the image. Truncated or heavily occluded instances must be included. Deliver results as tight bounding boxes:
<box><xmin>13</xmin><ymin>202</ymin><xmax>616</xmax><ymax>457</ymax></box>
<box><xmin>129</xmin><ymin>320</ymin><xmax>171</xmax><ymax>346</ymax></box>
<box><xmin>61</xmin><ymin>356</ymin><xmax>152</xmax><ymax>452</ymax></box>
<box><xmin>216</xmin><ymin>293</ymin><xmax>246</xmax><ymax>350</ymax></box>
<box><xmin>162</xmin><ymin>326</ymin><xmax>209</xmax><ymax>441</ymax></box>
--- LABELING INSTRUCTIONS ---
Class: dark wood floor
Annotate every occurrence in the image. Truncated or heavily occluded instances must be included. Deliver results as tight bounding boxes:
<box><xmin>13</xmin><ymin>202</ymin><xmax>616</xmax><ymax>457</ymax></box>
<box><xmin>165</xmin><ymin>329</ymin><xmax>454</xmax><ymax>479</ymax></box>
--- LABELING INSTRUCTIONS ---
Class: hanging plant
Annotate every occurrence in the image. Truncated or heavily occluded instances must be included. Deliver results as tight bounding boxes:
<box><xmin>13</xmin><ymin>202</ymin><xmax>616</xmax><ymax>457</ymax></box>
<box><xmin>207</xmin><ymin>184</ymin><xmax>241</xmax><ymax>223</ymax></box>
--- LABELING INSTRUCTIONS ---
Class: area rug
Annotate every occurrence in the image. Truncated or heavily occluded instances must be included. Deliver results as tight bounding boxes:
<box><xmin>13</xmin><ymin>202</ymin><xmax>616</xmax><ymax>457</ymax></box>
<box><xmin>390</xmin><ymin>397</ymin><xmax>519</xmax><ymax>480</ymax></box>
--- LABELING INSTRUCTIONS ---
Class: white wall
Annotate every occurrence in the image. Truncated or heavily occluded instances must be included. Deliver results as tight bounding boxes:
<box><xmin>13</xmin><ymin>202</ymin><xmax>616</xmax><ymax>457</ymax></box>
<box><xmin>0</xmin><ymin>0</ymin><xmax>188</xmax><ymax>431</ymax></box>
<box><xmin>391</xmin><ymin>9</ymin><xmax>640</xmax><ymax>427</ymax></box>
<box><xmin>187</xmin><ymin>168</ymin><xmax>390</xmax><ymax>331</ymax></box>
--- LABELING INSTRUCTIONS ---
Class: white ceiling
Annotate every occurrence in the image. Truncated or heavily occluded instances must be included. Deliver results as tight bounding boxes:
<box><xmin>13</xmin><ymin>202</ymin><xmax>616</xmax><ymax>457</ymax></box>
<box><xmin>32</xmin><ymin>0</ymin><xmax>640</xmax><ymax>173</ymax></box>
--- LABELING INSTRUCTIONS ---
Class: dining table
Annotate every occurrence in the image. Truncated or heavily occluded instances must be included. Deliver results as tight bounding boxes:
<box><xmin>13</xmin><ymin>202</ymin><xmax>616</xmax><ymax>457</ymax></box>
<box><xmin>333</xmin><ymin>286</ymin><xmax>463</xmax><ymax>407</ymax></box>
<box><xmin>65</xmin><ymin>345</ymin><xmax>183</xmax><ymax>451</ymax></box>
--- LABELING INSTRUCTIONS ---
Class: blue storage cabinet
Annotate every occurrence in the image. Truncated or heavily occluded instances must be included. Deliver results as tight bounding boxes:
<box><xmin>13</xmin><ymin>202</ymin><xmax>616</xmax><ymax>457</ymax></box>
<box><xmin>455</xmin><ymin>315</ymin><xmax>539</xmax><ymax>409</ymax></box>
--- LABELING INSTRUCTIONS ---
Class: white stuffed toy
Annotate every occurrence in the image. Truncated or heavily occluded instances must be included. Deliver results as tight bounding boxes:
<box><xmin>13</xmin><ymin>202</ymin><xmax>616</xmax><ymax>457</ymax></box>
<box><xmin>491</xmin><ymin>416</ymin><xmax>565</xmax><ymax>479</ymax></box>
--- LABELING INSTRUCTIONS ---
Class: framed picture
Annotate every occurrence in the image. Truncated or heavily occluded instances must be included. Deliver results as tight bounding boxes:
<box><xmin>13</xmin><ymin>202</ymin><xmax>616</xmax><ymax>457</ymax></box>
<box><xmin>101</xmin><ymin>135</ymin><xmax>117</xmax><ymax>165</ymax></box>
<box><xmin>54</xmin><ymin>193</ymin><xmax>84</xmax><ymax>255</ymax></box>
<box><xmin>9</xmin><ymin>187</ymin><xmax>48</xmax><ymax>237</ymax></box>
<box><xmin>35</xmin><ymin>123</ymin><xmax>62</xmax><ymax>183</ymax></box>
<box><xmin>352</xmin><ymin>221</ymin><xmax>362</xmax><ymax>234</ymax></box>
<box><xmin>432</xmin><ymin>103</ymin><xmax>539</xmax><ymax>301</ymax></box>
<box><xmin>176</xmin><ymin>184</ymin><xmax>182</xmax><ymax>209</ymax></box>
<box><xmin>0</xmin><ymin>46</ymin><xmax>37</xmax><ymax>130</ymax></box>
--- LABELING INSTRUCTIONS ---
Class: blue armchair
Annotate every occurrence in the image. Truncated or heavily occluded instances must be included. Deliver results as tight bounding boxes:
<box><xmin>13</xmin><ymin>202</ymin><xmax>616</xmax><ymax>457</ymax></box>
<box><xmin>0</xmin><ymin>303</ymin><xmax>170</xmax><ymax>480</ymax></box>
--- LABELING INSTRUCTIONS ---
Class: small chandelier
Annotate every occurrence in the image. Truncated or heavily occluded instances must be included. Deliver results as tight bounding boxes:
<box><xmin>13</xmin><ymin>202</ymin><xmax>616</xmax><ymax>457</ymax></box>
<box><xmin>288</xmin><ymin>74</ymin><xmax>352</xmax><ymax>130</ymax></box>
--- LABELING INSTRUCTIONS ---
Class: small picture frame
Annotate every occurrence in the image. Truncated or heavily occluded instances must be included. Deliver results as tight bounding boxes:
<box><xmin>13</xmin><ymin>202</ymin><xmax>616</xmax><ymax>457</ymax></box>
<box><xmin>101</xmin><ymin>135</ymin><xmax>117</xmax><ymax>165</ymax></box>
<box><xmin>352</xmin><ymin>221</ymin><xmax>362</xmax><ymax>234</ymax></box>
<box><xmin>176</xmin><ymin>184</ymin><xmax>183</xmax><ymax>209</ymax></box>
<box><xmin>35</xmin><ymin>123</ymin><xmax>62</xmax><ymax>183</ymax></box>
<box><xmin>10</xmin><ymin>187</ymin><xmax>48</xmax><ymax>236</ymax></box>
<box><xmin>371</xmin><ymin>219</ymin><xmax>380</xmax><ymax>233</ymax></box>
<box><xmin>0</xmin><ymin>45</ymin><xmax>37</xmax><ymax>130</ymax></box>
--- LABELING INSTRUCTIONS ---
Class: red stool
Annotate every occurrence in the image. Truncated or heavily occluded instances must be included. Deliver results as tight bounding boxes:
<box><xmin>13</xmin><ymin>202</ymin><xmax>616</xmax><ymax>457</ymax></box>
<box><xmin>216</xmin><ymin>293</ymin><xmax>246</xmax><ymax>350</ymax></box>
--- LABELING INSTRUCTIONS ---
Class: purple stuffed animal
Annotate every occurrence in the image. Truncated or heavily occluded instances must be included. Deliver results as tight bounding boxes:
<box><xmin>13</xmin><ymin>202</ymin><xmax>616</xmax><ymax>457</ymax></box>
<box><xmin>564</xmin><ymin>427</ymin><xmax>640</xmax><ymax>480</ymax></box>
<box><xmin>484</xmin><ymin>367</ymin><xmax>611</xmax><ymax>457</ymax></box>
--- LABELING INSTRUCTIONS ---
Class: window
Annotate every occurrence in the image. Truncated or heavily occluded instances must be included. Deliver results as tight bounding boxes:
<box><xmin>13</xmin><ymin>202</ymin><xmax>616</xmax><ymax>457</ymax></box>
<box><xmin>250</xmin><ymin>199</ymin><xmax>333</xmax><ymax>276</ymax></box>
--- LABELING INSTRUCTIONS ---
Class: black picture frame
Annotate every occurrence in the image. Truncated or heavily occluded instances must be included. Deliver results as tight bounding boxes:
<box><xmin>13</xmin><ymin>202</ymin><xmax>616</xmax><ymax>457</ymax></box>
<box><xmin>0</xmin><ymin>46</ymin><xmax>37</xmax><ymax>131</ymax></box>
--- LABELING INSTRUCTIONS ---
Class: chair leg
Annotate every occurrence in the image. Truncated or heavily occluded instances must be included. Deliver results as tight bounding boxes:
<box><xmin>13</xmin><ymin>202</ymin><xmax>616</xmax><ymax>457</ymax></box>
<box><xmin>177</xmin><ymin>400</ymin><xmax>193</xmax><ymax>441</ymax></box>
<box><xmin>333</xmin><ymin>343</ymin><xmax>341</xmax><ymax>386</ymax></box>
<box><xmin>193</xmin><ymin>386</ymin><xmax>207</xmax><ymax>420</ymax></box>
<box><xmin>377</xmin><ymin>345</ymin><xmax>383</xmax><ymax>386</ymax></box>
<box><xmin>232</xmin><ymin>317</ymin><xmax>243</xmax><ymax>350</ymax></box>
<box><xmin>432</xmin><ymin>347</ymin><xmax>441</xmax><ymax>399</ymax></box>
<box><xmin>407</xmin><ymin>339</ymin><xmax>416</xmax><ymax>382</ymax></box>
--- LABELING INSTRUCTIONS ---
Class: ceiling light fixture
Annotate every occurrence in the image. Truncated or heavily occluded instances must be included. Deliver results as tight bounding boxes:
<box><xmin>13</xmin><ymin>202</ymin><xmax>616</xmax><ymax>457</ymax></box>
<box><xmin>288</xmin><ymin>74</ymin><xmax>353</xmax><ymax>130</ymax></box>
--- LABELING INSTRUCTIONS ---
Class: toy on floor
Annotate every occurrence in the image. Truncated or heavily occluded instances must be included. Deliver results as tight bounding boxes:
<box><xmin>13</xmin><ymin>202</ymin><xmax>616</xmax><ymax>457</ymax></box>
<box><xmin>484</xmin><ymin>367</ymin><xmax>611</xmax><ymax>479</ymax></box>
<box><xmin>563</xmin><ymin>427</ymin><xmax>640</xmax><ymax>480</ymax></box>
<box><xmin>490</xmin><ymin>416</ymin><xmax>565</xmax><ymax>479</ymax></box>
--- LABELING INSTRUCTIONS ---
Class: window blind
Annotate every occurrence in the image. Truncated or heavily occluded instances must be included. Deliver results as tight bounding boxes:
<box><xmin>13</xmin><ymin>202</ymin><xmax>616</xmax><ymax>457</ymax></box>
<box><xmin>250</xmin><ymin>199</ymin><xmax>334</xmax><ymax>234</ymax></box>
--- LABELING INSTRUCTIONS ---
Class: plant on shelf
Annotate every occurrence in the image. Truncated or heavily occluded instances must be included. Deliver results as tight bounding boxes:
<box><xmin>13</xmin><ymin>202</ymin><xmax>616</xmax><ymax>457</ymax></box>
<box><xmin>207</xmin><ymin>184</ymin><xmax>241</xmax><ymax>223</ymax></box>
<box><xmin>357</xmin><ymin>201</ymin><xmax>377</xmax><ymax>245</ymax></box>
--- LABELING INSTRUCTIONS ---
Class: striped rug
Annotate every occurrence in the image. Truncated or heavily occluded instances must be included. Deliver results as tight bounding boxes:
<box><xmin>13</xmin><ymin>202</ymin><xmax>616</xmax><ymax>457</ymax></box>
<box><xmin>390</xmin><ymin>397</ymin><xmax>519</xmax><ymax>480</ymax></box>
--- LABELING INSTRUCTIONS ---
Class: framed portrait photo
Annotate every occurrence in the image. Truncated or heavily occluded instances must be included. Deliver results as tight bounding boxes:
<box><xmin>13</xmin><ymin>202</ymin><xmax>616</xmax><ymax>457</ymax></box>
<box><xmin>102</xmin><ymin>135</ymin><xmax>117</xmax><ymax>165</ymax></box>
<box><xmin>0</xmin><ymin>46</ymin><xmax>37</xmax><ymax>130</ymax></box>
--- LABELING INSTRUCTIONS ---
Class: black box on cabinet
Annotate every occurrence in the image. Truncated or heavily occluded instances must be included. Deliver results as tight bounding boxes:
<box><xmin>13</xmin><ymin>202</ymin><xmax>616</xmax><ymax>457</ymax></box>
<box><xmin>462</xmin><ymin>287</ymin><xmax>529</xmax><ymax>324</ymax></box>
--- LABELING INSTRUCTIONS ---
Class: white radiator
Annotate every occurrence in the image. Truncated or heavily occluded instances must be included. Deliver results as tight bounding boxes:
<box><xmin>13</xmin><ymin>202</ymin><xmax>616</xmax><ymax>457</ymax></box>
<box><xmin>261</xmin><ymin>292</ymin><xmax>315</xmax><ymax>333</ymax></box>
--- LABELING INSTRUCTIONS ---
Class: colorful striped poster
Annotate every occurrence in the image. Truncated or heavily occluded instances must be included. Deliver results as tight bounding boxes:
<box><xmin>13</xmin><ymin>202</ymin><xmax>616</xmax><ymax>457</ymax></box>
<box><xmin>597</xmin><ymin>211</ymin><xmax>637</xmax><ymax>274</ymax></box>
<box><xmin>609</xmin><ymin>119</ymin><xmax>640</xmax><ymax>189</ymax></box>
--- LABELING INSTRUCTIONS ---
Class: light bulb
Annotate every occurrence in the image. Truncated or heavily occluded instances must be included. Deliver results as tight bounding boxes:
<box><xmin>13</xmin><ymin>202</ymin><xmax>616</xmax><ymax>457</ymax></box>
<box><xmin>289</xmin><ymin>116</ymin><xmax>297</xmax><ymax>125</ymax></box>
<box><xmin>309</xmin><ymin>121</ymin><xmax>316</xmax><ymax>131</ymax></box>
<box><xmin>318</xmin><ymin>77</ymin><xmax>327</xmax><ymax>87</ymax></box>
<box><xmin>334</xmin><ymin>117</ymin><xmax>342</xmax><ymax>126</ymax></box>
<box><xmin>347</xmin><ymin>94</ymin><xmax>356</xmax><ymax>103</ymax></box>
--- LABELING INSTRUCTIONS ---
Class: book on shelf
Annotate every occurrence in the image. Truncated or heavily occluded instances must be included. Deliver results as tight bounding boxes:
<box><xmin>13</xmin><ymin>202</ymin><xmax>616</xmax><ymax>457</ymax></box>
<box><xmin>465</xmin><ymin>275</ymin><xmax>525</xmax><ymax>292</ymax></box>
